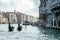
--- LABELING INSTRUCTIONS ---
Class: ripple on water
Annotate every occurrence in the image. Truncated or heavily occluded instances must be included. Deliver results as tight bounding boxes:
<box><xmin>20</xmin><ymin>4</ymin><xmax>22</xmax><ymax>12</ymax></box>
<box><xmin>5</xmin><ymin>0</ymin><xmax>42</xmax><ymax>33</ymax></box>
<box><xmin>0</xmin><ymin>24</ymin><xmax>60</xmax><ymax>40</ymax></box>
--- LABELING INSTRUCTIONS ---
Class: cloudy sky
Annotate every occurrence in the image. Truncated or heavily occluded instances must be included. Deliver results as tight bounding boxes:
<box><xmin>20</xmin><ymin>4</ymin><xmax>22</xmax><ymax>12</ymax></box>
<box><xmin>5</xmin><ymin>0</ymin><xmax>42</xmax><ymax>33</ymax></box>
<box><xmin>0</xmin><ymin>0</ymin><xmax>40</xmax><ymax>17</ymax></box>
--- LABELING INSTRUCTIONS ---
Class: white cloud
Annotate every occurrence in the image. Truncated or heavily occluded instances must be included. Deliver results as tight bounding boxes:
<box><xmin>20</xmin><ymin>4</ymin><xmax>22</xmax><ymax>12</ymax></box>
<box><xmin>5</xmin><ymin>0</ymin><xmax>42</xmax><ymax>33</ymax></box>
<box><xmin>0</xmin><ymin>0</ymin><xmax>11</xmax><ymax>4</ymax></box>
<box><xmin>0</xmin><ymin>0</ymin><xmax>39</xmax><ymax>17</ymax></box>
<box><xmin>12</xmin><ymin>0</ymin><xmax>36</xmax><ymax>12</ymax></box>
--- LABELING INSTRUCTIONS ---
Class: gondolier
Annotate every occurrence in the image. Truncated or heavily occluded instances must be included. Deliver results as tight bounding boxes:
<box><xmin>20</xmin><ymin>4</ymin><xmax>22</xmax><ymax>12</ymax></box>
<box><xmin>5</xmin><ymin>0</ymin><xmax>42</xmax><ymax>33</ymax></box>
<box><xmin>8</xmin><ymin>18</ymin><xmax>14</xmax><ymax>31</ymax></box>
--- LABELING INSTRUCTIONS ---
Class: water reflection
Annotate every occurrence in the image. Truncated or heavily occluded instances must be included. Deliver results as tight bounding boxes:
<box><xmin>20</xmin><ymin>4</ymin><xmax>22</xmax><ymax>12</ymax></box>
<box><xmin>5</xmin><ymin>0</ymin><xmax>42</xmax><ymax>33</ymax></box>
<box><xmin>0</xmin><ymin>24</ymin><xmax>60</xmax><ymax>40</ymax></box>
<box><xmin>38</xmin><ymin>27</ymin><xmax>60</xmax><ymax>40</ymax></box>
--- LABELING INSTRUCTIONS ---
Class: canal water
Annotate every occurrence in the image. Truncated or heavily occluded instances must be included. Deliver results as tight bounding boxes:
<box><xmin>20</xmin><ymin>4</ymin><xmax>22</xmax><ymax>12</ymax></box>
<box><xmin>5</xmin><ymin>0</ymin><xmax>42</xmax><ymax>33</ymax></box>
<box><xmin>0</xmin><ymin>24</ymin><xmax>60</xmax><ymax>40</ymax></box>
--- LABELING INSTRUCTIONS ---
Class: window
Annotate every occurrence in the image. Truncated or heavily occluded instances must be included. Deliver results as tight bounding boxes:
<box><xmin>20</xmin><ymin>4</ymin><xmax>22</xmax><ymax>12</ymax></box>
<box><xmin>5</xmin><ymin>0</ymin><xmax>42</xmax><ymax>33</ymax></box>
<box><xmin>52</xmin><ymin>0</ymin><xmax>55</xmax><ymax>2</ymax></box>
<box><xmin>44</xmin><ymin>0</ymin><xmax>48</xmax><ymax>8</ymax></box>
<box><xmin>44</xmin><ymin>2</ymin><xmax>47</xmax><ymax>7</ymax></box>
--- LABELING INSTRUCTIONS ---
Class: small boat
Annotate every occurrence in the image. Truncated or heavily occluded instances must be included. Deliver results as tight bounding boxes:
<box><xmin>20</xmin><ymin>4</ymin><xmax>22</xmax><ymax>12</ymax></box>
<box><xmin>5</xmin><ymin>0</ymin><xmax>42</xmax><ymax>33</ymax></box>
<box><xmin>8</xmin><ymin>23</ymin><xmax>14</xmax><ymax>32</ymax></box>
<box><xmin>8</xmin><ymin>18</ymin><xmax>14</xmax><ymax>32</ymax></box>
<box><xmin>17</xmin><ymin>24</ymin><xmax>22</xmax><ymax>31</ymax></box>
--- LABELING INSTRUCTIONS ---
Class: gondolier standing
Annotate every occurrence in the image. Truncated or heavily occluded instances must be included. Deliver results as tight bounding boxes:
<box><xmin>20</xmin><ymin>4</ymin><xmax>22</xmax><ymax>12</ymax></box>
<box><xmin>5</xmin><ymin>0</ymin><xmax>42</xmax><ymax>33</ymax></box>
<box><xmin>8</xmin><ymin>17</ymin><xmax>14</xmax><ymax>31</ymax></box>
<box><xmin>16</xmin><ymin>13</ymin><xmax>22</xmax><ymax>31</ymax></box>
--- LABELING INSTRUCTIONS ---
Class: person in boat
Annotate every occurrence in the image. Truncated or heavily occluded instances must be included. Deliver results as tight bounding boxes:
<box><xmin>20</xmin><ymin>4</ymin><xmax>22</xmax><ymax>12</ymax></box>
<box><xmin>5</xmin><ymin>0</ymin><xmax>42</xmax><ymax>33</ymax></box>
<box><xmin>8</xmin><ymin>17</ymin><xmax>13</xmax><ymax>31</ymax></box>
<box><xmin>17</xmin><ymin>24</ymin><xmax>22</xmax><ymax>31</ymax></box>
<box><xmin>8</xmin><ymin>22</ymin><xmax>14</xmax><ymax>31</ymax></box>
<box><xmin>8</xmin><ymin>26</ymin><xmax>14</xmax><ymax>31</ymax></box>
<box><xmin>11</xmin><ymin>26</ymin><xmax>14</xmax><ymax>31</ymax></box>
<box><xmin>8</xmin><ymin>23</ymin><xmax>12</xmax><ymax>31</ymax></box>
<box><xmin>8</xmin><ymin>18</ymin><xmax>14</xmax><ymax>31</ymax></box>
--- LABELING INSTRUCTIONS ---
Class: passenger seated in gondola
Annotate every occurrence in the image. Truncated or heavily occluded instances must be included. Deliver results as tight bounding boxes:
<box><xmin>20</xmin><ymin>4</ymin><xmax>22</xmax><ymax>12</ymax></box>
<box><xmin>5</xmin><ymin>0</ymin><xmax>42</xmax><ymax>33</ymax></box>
<box><xmin>11</xmin><ymin>26</ymin><xmax>14</xmax><ymax>31</ymax></box>
<box><xmin>17</xmin><ymin>24</ymin><xmax>22</xmax><ymax>31</ymax></box>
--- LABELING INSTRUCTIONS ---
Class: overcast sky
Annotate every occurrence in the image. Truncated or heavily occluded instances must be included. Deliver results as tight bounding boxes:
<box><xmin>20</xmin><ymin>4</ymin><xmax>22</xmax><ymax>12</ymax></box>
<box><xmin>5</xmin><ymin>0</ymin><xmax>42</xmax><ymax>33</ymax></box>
<box><xmin>0</xmin><ymin>0</ymin><xmax>40</xmax><ymax>17</ymax></box>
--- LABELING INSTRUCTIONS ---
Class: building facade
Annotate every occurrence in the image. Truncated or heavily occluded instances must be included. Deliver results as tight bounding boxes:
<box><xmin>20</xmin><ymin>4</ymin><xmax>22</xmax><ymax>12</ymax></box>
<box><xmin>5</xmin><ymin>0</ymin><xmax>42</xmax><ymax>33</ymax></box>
<box><xmin>39</xmin><ymin>0</ymin><xmax>52</xmax><ymax>27</ymax></box>
<box><xmin>16</xmin><ymin>12</ymin><xmax>37</xmax><ymax>24</ymax></box>
<box><xmin>0</xmin><ymin>10</ymin><xmax>38</xmax><ymax>24</ymax></box>
<box><xmin>51</xmin><ymin>0</ymin><xmax>60</xmax><ymax>28</ymax></box>
<box><xmin>1</xmin><ymin>16</ymin><xmax>8</xmax><ymax>24</ymax></box>
<box><xmin>39</xmin><ymin>0</ymin><xmax>60</xmax><ymax>28</ymax></box>
<box><xmin>0</xmin><ymin>11</ymin><xmax>3</xmax><ymax>23</ymax></box>
<box><xmin>6</xmin><ymin>11</ymin><xmax>17</xmax><ymax>24</ymax></box>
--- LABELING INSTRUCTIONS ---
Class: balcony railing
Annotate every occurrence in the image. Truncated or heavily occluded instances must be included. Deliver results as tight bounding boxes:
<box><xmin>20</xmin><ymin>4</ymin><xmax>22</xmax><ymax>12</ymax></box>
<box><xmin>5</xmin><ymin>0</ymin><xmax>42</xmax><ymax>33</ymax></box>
<box><xmin>51</xmin><ymin>3</ymin><xmax>60</xmax><ymax>10</ymax></box>
<box><xmin>51</xmin><ymin>0</ymin><xmax>60</xmax><ymax>9</ymax></box>
<box><xmin>58</xmin><ymin>0</ymin><xmax>60</xmax><ymax>3</ymax></box>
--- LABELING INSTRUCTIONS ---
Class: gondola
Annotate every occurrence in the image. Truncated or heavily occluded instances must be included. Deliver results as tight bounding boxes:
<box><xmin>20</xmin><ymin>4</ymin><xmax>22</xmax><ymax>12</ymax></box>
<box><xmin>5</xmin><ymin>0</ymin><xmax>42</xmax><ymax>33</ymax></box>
<box><xmin>8</xmin><ymin>18</ymin><xmax>14</xmax><ymax>32</ymax></box>
<box><xmin>17</xmin><ymin>24</ymin><xmax>22</xmax><ymax>31</ymax></box>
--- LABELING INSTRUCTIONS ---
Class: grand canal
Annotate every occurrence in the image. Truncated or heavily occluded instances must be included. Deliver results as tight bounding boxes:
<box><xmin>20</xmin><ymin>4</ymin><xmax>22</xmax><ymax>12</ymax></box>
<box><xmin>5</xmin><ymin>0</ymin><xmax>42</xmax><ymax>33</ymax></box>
<box><xmin>0</xmin><ymin>24</ymin><xmax>60</xmax><ymax>40</ymax></box>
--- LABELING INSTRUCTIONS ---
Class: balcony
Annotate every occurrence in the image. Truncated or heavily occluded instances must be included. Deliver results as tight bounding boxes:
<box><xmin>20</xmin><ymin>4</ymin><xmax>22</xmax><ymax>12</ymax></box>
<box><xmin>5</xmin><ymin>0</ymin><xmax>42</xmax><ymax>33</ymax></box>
<box><xmin>58</xmin><ymin>0</ymin><xmax>60</xmax><ymax>4</ymax></box>
<box><xmin>51</xmin><ymin>0</ymin><xmax>60</xmax><ymax>10</ymax></box>
<box><xmin>51</xmin><ymin>3</ymin><xmax>60</xmax><ymax>11</ymax></box>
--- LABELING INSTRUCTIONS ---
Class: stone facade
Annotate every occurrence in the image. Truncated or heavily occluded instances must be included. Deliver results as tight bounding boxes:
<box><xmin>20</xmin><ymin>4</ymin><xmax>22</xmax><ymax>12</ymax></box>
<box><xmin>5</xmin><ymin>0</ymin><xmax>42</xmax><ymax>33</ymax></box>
<box><xmin>0</xmin><ymin>11</ymin><xmax>3</xmax><ymax>23</ymax></box>
<box><xmin>16</xmin><ymin>12</ymin><xmax>37</xmax><ymax>24</ymax></box>
<box><xmin>6</xmin><ymin>10</ymin><xmax>17</xmax><ymax>24</ymax></box>
<box><xmin>39</xmin><ymin>0</ymin><xmax>60</xmax><ymax>28</ymax></box>
<box><xmin>0</xmin><ymin>10</ymin><xmax>38</xmax><ymax>24</ymax></box>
